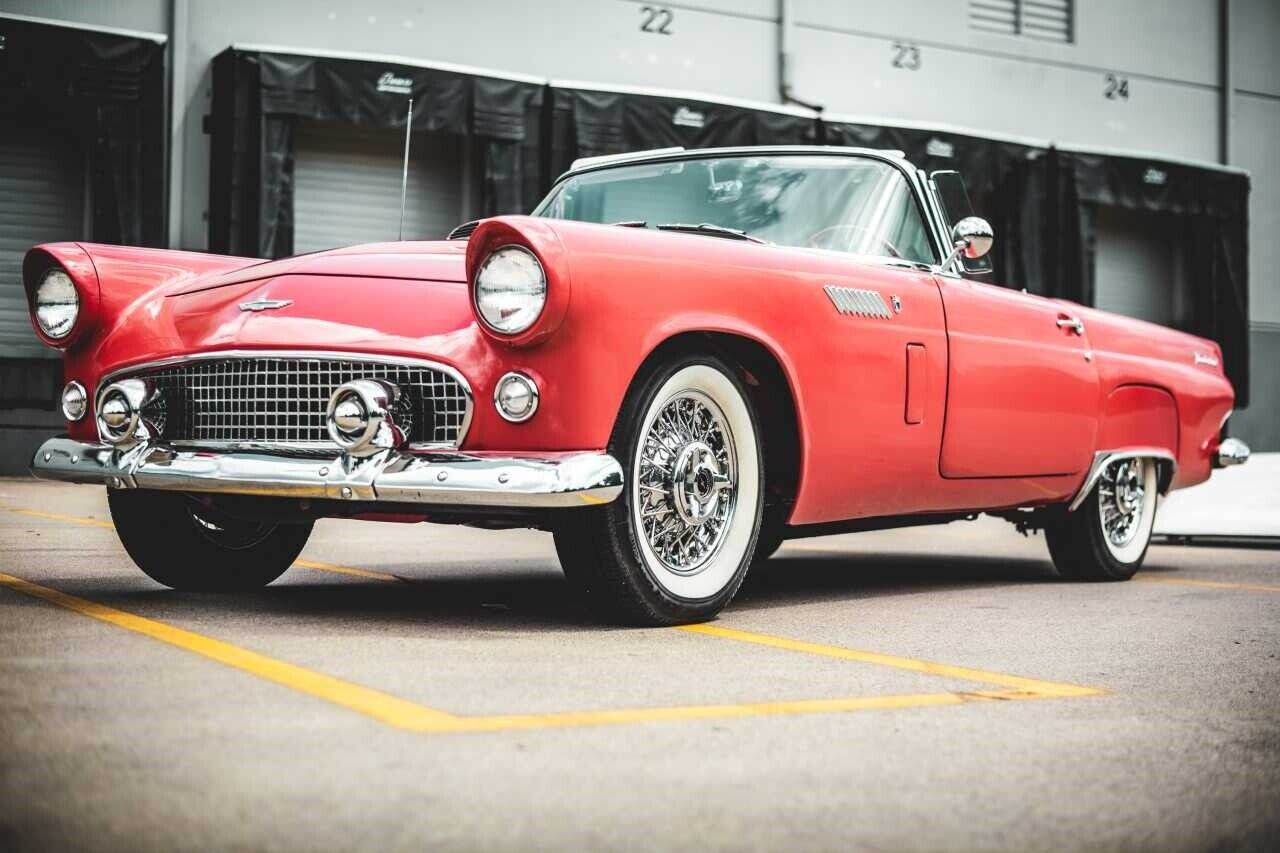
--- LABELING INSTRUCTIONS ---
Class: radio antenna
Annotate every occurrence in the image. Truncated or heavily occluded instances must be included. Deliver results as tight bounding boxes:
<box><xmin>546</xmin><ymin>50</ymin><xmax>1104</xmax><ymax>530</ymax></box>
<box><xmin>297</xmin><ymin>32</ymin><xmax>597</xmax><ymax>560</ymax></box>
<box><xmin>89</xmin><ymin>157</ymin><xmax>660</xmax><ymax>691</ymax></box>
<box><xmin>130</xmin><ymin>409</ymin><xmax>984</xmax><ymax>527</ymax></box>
<box><xmin>398</xmin><ymin>98</ymin><xmax>413</xmax><ymax>241</ymax></box>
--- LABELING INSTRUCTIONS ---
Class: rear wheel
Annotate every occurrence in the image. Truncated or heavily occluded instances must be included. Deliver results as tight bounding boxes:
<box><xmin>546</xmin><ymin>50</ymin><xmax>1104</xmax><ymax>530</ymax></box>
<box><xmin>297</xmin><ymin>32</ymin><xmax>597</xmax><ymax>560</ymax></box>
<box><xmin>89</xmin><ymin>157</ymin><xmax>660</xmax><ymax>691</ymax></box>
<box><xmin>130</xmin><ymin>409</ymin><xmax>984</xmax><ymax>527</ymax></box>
<box><xmin>554</xmin><ymin>354</ymin><xmax>764</xmax><ymax>625</ymax></box>
<box><xmin>1045</xmin><ymin>457</ymin><xmax>1158</xmax><ymax>581</ymax></box>
<box><xmin>107</xmin><ymin>489</ymin><xmax>313</xmax><ymax>591</ymax></box>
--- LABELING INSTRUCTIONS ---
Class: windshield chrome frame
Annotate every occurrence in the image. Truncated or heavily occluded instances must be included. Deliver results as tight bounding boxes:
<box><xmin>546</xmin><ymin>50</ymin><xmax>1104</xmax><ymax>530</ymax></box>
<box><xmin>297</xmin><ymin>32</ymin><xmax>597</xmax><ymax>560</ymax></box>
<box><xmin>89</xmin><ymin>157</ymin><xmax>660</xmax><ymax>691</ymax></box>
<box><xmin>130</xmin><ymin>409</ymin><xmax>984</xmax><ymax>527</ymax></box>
<box><xmin>534</xmin><ymin>146</ymin><xmax>955</xmax><ymax>267</ymax></box>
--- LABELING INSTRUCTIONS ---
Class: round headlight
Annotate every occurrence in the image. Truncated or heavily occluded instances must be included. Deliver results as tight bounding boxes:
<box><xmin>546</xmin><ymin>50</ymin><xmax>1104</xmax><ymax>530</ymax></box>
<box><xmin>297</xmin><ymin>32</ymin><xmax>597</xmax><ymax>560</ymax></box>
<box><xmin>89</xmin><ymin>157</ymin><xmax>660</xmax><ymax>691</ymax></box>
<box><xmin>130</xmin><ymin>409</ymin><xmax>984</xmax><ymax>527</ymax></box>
<box><xmin>474</xmin><ymin>246</ymin><xmax>546</xmax><ymax>335</ymax></box>
<box><xmin>34</xmin><ymin>268</ymin><xmax>80</xmax><ymax>340</ymax></box>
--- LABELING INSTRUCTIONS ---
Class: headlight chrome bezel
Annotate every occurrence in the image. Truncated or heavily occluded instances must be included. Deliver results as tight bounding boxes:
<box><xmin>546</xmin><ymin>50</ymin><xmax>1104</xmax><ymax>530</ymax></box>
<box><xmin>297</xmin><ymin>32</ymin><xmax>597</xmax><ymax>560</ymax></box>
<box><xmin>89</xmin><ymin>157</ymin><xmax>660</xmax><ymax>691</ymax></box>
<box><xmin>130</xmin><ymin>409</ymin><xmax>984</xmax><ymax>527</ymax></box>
<box><xmin>34</xmin><ymin>267</ymin><xmax>81</xmax><ymax>341</ymax></box>
<box><xmin>472</xmin><ymin>245</ymin><xmax>548</xmax><ymax>336</ymax></box>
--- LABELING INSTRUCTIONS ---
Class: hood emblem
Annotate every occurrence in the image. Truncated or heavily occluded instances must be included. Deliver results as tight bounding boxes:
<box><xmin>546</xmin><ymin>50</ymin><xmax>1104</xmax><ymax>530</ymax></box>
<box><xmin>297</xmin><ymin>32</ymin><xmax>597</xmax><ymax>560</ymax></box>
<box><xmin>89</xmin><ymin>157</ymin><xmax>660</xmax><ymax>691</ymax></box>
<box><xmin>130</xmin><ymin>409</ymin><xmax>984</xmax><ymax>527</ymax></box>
<box><xmin>239</xmin><ymin>298</ymin><xmax>293</xmax><ymax>312</ymax></box>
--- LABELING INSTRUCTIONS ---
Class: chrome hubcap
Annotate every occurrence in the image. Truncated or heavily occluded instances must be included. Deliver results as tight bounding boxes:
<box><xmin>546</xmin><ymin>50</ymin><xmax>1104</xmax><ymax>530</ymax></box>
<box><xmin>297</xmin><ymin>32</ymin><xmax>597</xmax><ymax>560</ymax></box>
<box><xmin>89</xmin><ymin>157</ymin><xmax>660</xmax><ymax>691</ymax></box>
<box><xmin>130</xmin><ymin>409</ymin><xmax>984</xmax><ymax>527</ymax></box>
<box><xmin>671</xmin><ymin>441</ymin><xmax>732</xmax><ymax>525</ymax></box>
<box><xmin>636</xmin><ymin>391</ymin><xmax>737</xmax><ymax>575</ymax></box>
<box><xmin>1098</xmin><ymin>459</ymin><xmax>1146</xmax><ymax>548</ymax></box>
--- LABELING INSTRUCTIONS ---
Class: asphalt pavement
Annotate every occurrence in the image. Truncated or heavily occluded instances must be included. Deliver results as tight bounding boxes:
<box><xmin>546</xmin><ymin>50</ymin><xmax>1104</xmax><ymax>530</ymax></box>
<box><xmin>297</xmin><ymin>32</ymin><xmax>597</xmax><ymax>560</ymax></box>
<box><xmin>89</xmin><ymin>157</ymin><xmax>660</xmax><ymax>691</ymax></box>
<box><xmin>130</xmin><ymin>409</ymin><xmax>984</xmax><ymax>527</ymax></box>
<box><xmin>1</xmin><ymin>479</ymin><xmax>1278</xmax><ymax>852</ymax></box>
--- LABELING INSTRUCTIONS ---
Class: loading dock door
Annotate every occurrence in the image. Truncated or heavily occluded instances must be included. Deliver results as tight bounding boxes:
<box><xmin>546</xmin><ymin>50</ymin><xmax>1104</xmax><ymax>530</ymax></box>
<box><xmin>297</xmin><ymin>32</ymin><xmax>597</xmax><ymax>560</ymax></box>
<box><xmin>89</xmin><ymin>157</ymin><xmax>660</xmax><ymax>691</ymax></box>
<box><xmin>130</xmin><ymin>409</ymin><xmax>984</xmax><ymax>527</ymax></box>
<box><xmin>1093</xmin><ymin>206</ymin><xmax>1190</xmax><ymax>329</ymax></box>
<box><xmin>0</xmin><ymin>129</ymin><xmax>86</xmax><ymax>358</ymax></box>
<box><xmin>293</xmin><ymin>121</ymin><xmax>466</xmax><ymax>254</ymax></box>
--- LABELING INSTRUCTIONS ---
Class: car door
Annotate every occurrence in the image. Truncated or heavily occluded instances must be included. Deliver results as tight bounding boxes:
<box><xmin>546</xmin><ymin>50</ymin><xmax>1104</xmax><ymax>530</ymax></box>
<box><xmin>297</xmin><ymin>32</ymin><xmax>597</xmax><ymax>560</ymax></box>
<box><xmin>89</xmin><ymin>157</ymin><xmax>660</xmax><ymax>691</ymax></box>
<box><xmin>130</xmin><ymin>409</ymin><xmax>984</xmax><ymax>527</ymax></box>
<box><xmin>925</xmin><ymin>170</ymin><xmax>1099</xmax><ymax>479</ymax></box>
<box><xmin>935</xmin><ymin>277</ymin><xmax>1100</xmax><ymax>478</ymax></box>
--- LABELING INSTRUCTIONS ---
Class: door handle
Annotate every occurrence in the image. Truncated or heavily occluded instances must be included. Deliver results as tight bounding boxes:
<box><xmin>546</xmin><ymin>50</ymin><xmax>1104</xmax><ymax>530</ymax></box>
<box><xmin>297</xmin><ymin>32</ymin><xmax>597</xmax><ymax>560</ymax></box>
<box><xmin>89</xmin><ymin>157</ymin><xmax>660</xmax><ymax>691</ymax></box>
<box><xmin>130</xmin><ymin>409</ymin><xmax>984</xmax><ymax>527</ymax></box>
<box><xmin>1056</xmin><ymin>316</ymin><xmax>1085</xmax><ymax>336</ymax></box>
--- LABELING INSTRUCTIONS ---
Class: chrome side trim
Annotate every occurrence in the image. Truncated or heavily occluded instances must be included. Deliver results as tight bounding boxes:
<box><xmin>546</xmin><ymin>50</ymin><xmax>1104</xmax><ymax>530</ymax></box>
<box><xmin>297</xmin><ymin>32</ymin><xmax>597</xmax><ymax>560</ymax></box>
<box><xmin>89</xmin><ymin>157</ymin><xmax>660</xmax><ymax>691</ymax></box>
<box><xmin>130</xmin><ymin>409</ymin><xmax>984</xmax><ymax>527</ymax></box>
<box><xmin>96</xmin><ymin>349</ymin><xmax>475</xmax><ymax>450</ymax></box>
<box><xmin>31</xmin><ymin>437</ymin><xmax>623</xmax><ymax>510</ymax></box>
<box><xmin>1067</xmin><ymin>448</ymin><xmax>1178</xmax><ymax>512</ymax></box>
<box><xmin>824</xmin><ymin>285</ymin><xmax>893</xmax><ymax>319</ymax></box>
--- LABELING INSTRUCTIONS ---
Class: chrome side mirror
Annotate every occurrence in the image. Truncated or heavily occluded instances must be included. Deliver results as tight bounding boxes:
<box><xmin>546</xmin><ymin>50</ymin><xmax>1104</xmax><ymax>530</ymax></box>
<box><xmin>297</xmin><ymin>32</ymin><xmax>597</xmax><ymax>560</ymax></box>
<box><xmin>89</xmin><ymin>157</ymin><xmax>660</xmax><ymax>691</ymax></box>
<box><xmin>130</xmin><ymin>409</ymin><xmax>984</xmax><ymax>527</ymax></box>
<box><xmin>942</xmin><ymin>216</ymin><xmax>994</xmax><ymax>273</ymax></box>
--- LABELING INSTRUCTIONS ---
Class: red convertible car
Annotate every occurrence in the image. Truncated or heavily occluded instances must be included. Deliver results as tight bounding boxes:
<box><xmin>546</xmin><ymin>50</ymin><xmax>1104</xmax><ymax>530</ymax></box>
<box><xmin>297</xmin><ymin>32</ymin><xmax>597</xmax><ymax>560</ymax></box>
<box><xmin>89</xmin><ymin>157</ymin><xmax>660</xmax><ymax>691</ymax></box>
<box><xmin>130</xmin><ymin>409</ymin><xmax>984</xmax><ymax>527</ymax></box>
<box><xmin>25</xmin><ymin>146</ymin><xmax>1249</xmax><ymax>625</ymax></box>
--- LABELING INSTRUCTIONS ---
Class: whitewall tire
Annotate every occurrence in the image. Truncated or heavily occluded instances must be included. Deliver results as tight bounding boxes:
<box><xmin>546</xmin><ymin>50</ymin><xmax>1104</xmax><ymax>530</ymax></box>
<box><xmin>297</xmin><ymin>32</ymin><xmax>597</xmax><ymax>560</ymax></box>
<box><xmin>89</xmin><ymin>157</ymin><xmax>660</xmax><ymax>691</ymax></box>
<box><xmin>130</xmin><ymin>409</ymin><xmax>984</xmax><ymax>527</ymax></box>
<box><xmin>1045</xmin><ymin>456</ymin><xmax>1159</xmax><ymax>581</ymax></box>
<box><xmin>554</xmin><ymin>354</ymin><xmax>764</xmax><ymax>625</ymax></box>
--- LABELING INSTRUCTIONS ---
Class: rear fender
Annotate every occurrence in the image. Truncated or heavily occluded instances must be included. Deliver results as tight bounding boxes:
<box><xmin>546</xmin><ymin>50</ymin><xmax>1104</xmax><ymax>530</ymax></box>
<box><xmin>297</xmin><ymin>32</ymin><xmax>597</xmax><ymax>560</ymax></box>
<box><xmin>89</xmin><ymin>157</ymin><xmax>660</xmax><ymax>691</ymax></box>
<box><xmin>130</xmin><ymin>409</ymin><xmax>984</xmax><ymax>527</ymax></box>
<box><xmin>1096</xmin><ymin>384</ymin><xmax>1179</xmax><ymax>490</ymax></box>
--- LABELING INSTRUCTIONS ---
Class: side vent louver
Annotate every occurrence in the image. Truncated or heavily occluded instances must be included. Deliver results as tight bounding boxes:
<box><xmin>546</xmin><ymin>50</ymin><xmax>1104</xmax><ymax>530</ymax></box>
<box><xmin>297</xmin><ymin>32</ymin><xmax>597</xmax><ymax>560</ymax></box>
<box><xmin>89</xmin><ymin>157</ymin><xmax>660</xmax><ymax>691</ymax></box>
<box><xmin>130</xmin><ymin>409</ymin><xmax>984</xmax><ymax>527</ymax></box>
<box><xmin>824</xmin><ymin>285</ymin><xmax>893</xmax><ymax>320</ymax></box>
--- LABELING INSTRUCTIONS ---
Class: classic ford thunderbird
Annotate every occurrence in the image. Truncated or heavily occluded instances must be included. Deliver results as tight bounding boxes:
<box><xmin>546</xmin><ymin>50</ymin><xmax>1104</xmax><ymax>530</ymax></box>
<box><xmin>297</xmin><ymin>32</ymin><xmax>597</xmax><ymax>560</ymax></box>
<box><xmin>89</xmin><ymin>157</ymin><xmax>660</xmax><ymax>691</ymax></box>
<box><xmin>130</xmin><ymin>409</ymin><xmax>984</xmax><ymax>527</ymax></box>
<box><xmin>25</xmin><ymin>146</ymin><xmax>1249</xmax><ymax>624</ymax></box>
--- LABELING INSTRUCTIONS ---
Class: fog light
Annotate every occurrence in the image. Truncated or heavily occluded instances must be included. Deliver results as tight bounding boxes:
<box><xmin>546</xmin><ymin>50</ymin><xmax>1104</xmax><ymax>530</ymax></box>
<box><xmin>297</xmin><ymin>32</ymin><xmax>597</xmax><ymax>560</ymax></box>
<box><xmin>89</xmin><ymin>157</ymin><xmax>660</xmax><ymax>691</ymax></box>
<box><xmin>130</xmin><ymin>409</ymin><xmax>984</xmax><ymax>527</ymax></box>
<box><xmin>326</xmin><ymin>380</ymin><xmax>406</xmax><ymax>456</ymax></box>
<box><xmin>494</xmin><ymin>372</ymin><xmax>539</xmax><ymax>423</ymax></box>
<box><xmin>95</xmin><ymin>379</ymin><xmax>159</xmax><ymax>447</ymax></box>
<box><xmin>331</xmin><ymin>393</ymin><xmax>369</xmax><ymax>438</ymax></box>
<box><xmin>61</xmin><ymin>381</ymin><xmax>87</xmax><ymax>422</ymax></box>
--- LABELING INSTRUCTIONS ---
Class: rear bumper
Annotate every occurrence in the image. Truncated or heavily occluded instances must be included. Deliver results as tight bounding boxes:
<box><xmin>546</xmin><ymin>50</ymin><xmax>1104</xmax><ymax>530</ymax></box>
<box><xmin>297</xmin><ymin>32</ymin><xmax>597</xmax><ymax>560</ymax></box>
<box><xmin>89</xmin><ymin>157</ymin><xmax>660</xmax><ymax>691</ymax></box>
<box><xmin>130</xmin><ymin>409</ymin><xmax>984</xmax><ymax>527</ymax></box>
<box><xmin>1214</xmin><ymin>437</ymin><xmax>1250</xmax><ymax>468</ymax></box>
<box><xmin>30</xmin><ymin>437</ymin><xmax>624</xmax><ymax>509</ymax></box>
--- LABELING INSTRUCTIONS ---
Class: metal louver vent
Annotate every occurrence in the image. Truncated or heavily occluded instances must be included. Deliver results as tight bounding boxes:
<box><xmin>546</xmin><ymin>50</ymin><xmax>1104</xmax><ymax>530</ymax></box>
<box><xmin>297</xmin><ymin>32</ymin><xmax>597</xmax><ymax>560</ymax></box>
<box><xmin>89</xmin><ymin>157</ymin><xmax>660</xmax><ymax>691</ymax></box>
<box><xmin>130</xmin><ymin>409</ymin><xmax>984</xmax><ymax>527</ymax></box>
<box><xmin>447</xmin><ymin>220</ymin><xmax>481</xmax><ymax>240</ymax></box>
<box><xmin>824</xmin><ymin>286</ymin><xmax>893</xmax><ymax>320</ymax></box>
<box><xmin>970</xmin><ymin>0</ymin><xmax>1073</xmax><ymax>44</ymax></box>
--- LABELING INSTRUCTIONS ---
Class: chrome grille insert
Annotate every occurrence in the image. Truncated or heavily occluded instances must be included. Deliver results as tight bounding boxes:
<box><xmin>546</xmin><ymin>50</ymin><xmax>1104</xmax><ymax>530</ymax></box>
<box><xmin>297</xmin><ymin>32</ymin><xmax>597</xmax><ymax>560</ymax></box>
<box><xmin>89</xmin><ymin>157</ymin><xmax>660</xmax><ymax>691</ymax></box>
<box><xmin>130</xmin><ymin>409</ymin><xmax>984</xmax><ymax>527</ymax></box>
<box><xmin>105</xmin><ymin>352</ymin><xmax>471</xmax><ymax>448</ymax></box>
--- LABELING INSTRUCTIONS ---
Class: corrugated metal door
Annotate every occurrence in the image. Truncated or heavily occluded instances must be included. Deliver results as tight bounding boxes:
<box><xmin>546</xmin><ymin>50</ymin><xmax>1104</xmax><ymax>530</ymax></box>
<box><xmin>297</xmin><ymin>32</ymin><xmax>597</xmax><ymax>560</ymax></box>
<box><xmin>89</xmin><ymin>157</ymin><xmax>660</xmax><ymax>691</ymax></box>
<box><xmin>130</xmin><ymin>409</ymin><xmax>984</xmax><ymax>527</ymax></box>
<box><xmin>293</xmin><ymin>121</ymin><xmax>466</xmax><ymax>254</ymax></box>
<box><xmin>1093</xmin><ymin>206</ymin><xmax>1190</xmax><ymax>329</ymax></box>
<box><xmin>0</xmin><ymin>129</ymin><xmax>86</xmax><ymax>358</ymax></box>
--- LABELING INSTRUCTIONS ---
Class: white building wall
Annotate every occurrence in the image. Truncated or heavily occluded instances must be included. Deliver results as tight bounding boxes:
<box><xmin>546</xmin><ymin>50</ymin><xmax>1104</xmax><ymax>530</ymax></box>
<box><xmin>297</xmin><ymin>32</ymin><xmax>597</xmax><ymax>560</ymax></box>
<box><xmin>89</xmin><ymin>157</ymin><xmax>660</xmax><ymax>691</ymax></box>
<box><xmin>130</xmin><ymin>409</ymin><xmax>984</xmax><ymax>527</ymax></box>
<box><xmin>1229</xmin><ymin>0</ymin><xmax>1280</xmax><ymax>448</ymax></box>
<box><xmin>1</xmin><ymin>0</ymin><xmax>1276</xmax><ymax>443</ymax></box>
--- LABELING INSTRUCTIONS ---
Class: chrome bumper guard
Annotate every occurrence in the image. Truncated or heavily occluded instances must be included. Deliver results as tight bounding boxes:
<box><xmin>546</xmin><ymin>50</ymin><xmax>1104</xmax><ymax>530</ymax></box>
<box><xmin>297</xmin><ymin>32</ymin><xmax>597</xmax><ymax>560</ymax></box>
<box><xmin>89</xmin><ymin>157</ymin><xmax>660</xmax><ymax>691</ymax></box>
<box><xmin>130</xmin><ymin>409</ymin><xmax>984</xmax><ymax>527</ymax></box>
<box><xmin>30</xmin><ymin>437</ymin><xmax>624</xmax><ymax>509</ymax></box>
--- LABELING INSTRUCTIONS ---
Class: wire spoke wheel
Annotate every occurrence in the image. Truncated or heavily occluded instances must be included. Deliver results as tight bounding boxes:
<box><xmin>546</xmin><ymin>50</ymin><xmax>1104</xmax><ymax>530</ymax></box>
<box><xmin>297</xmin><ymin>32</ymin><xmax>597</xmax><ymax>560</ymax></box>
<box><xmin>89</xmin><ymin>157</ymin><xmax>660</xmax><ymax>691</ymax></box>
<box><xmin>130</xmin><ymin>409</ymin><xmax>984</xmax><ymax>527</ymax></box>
<box><xmin>1046</xmin><ymin>454</ymin><xmax>1160</xmax><ymax>581</ymax></box>
<box><xmin>1097</xmin><ymin>458</ymin><xmax>1147</xmax><ymax>549</ymax></box>
<box><xmin>553</xmin><ymin>355</ymin><xmax>762</xmax><ymax>623</ymax></box>
<box><xmin>634</xmin><ymin>390</ymin><xmax>738</xmax><ymax>575</ymax></box>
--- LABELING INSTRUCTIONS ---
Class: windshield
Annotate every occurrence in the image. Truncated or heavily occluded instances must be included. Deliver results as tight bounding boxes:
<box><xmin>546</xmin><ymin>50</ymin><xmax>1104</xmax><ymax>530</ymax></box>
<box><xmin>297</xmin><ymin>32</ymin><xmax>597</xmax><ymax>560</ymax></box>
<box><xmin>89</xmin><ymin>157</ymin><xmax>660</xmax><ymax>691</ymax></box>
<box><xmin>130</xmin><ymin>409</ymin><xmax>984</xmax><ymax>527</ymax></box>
<box><xmin>534</xmin><ymin>154</ymin><xmax>937</xmax><ymax>265</ymax></box>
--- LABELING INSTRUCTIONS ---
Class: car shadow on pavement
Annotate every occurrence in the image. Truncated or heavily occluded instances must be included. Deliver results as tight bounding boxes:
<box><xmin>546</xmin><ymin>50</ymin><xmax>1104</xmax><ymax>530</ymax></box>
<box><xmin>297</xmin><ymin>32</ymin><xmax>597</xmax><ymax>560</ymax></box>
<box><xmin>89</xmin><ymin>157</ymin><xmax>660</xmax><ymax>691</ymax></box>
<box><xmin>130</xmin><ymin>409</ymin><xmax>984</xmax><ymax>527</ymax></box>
<box><xmin>56</xmin><ymin>547</ymin><xmax>1061</xmax><ymax>630</ymax></box>
<box><xmin>735</xmin><ymin>550</ymin><xmax>1058</xmax><ymax>611</ymax></box>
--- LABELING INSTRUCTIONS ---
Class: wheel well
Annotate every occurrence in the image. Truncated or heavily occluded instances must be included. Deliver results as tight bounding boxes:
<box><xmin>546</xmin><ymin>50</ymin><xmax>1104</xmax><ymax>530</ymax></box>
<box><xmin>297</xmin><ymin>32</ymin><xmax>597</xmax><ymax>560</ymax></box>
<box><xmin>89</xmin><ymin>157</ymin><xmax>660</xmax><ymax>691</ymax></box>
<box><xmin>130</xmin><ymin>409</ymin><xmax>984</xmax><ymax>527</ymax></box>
<box><xmin>625</xmin><ymin>332</ymin><xmax>801</xmax><ymax>526</ymax></box>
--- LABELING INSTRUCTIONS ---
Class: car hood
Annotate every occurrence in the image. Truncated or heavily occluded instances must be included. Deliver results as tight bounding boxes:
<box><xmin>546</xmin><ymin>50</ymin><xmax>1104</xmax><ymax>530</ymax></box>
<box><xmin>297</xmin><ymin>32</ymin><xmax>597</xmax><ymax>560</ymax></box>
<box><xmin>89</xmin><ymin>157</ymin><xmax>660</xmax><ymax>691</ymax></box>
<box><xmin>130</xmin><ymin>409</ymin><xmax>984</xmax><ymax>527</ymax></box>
<box><xmin>166</xmin><ymin>240</ymin><xmax>470</xmax><ymax>295</ymax></box>
<box><xmin>91</xmin><ymin>265</ymin><xmax>484</xmax><ymax>374</ymax></box>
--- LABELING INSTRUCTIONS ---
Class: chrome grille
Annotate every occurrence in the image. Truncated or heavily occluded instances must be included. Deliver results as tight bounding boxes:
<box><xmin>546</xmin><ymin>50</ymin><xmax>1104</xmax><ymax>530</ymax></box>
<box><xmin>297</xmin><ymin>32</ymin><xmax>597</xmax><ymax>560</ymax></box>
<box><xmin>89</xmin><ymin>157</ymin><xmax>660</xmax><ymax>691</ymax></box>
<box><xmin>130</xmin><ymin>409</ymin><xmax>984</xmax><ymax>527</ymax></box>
<box><xmin>121</xmin><ymin>355</ymin><xmax>470</xmax><ymax>447</ymax></box>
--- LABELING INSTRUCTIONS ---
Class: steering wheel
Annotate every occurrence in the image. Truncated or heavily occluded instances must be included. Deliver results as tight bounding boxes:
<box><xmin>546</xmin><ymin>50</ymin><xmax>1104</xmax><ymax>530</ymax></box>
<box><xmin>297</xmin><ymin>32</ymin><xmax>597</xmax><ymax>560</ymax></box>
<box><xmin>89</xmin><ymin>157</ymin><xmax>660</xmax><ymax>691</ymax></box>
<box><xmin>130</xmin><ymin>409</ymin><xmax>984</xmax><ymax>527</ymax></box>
<box><xmin>806</xmin><ymin>225</ymin><xmax>903</xmax><ymax>259</ymax></box>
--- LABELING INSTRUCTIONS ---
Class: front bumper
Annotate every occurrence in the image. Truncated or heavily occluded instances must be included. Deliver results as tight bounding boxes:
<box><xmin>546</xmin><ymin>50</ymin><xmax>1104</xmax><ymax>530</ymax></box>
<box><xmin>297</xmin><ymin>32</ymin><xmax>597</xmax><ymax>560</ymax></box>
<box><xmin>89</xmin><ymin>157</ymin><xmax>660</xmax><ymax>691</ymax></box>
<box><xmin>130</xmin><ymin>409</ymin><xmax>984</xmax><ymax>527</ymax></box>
<box><xmin>30</xmin><ymin>437</ymin><xmax>624</xmax><ymax>509</ymax></box>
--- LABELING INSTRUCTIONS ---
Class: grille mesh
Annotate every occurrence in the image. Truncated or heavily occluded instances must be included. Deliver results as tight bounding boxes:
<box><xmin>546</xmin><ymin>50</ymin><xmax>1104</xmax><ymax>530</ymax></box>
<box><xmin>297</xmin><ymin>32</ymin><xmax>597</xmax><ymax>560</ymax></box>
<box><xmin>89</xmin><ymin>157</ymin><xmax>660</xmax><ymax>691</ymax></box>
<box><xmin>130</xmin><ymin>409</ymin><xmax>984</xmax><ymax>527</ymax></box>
<box><xmin>126</xmin><ymin>356</ymin><xmax>468</xmax><ymax>447</ymax></box>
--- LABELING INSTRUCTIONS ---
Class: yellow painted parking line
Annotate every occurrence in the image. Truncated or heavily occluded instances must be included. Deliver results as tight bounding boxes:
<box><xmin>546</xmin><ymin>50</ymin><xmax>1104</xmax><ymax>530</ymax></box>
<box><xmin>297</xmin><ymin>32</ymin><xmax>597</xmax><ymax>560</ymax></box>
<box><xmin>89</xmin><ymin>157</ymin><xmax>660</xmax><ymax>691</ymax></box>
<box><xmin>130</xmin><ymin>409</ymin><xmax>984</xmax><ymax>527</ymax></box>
<box><xmin>0</xmin><ymin>570</ymin><xmax>460</xmax><ymax>731</ymax></box>
<box><xmin>4</xmin><ymin>506</ymin><xmax>404</xmax><ymax>583</ymax></box>
<box><xmin>6</xmin><ymin>507</ymin><xmax>114</xmax><ymax>528</ymax></box>
<box><xmin>0</xmin><ymin>567</ymin><xmax>1104</xmax><ymax>734</ymax></box>
<box><xmin>679</xmin><ymin>623</ymin><xmax>1102</xmax><ymax>698</ymax></box>
<box><xmin>2</xmin><ymin>502</ymin><xmax>1106</xmax><ymax>732</ymax></box>
<box><xmin>1135</xmin><ymin>575</ymin><xmax>1280</xmax><ymax>594</ymax></box>
<box><xmin>294</xmin><ymin>559</ymin><xmax>405</xmax><ymax>584</ymax></box>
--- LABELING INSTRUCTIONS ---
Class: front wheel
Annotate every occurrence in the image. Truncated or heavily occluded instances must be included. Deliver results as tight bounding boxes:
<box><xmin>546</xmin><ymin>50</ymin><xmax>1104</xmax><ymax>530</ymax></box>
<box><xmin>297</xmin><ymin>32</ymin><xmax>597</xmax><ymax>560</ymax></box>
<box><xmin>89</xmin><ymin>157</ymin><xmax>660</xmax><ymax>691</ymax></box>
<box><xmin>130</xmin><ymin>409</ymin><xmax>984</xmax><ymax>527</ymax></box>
<box><xmin>108</xmin><ymin>489</ymin><xmax>313</xmax><ymax>591</ymax></box>
<box><xmin>554</xmin><ymin>354</ymin><xmax>764</xmax><ymax>625</ymax></box>
<box><xmin>1044</xmin><ymin>456</ymin><xmax>1159</xmax><ymax>581</ymax></box>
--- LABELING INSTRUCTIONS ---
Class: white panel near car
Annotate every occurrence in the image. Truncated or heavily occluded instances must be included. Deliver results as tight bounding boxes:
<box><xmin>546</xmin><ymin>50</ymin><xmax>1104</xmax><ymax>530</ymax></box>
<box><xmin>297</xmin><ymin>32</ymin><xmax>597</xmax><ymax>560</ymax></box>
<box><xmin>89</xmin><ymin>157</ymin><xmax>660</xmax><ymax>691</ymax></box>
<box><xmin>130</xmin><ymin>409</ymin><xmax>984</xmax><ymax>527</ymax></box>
<box><xmin>293</xmin><ymin>121</ymin><xmax>467</xmax><ymax>254</ymax></box>
<box><xmin>1092</xmin><ymin>205</ymin><xmax>1191</xmax><ymax>330</ymax></box>
<box><xmin>0</xmin><ymin>127</ymin><xmax>85</xmax><ymax>359</ymax></box>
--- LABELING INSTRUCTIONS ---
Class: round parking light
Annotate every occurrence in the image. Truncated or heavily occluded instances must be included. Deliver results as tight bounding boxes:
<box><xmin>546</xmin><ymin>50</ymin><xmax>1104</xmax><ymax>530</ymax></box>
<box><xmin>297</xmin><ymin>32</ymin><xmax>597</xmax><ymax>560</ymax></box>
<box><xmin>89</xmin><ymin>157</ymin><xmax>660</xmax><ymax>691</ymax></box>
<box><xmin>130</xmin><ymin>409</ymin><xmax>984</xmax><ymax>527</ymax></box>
<box><xmin>61</xmin><ymin>381</ymin><xmax>88</xmax><ymax>422</ymax></box>
<box><xmin>493</xmin><ymin>372</ymin><xmax>539</xmax><ymax>423</ymax></box>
